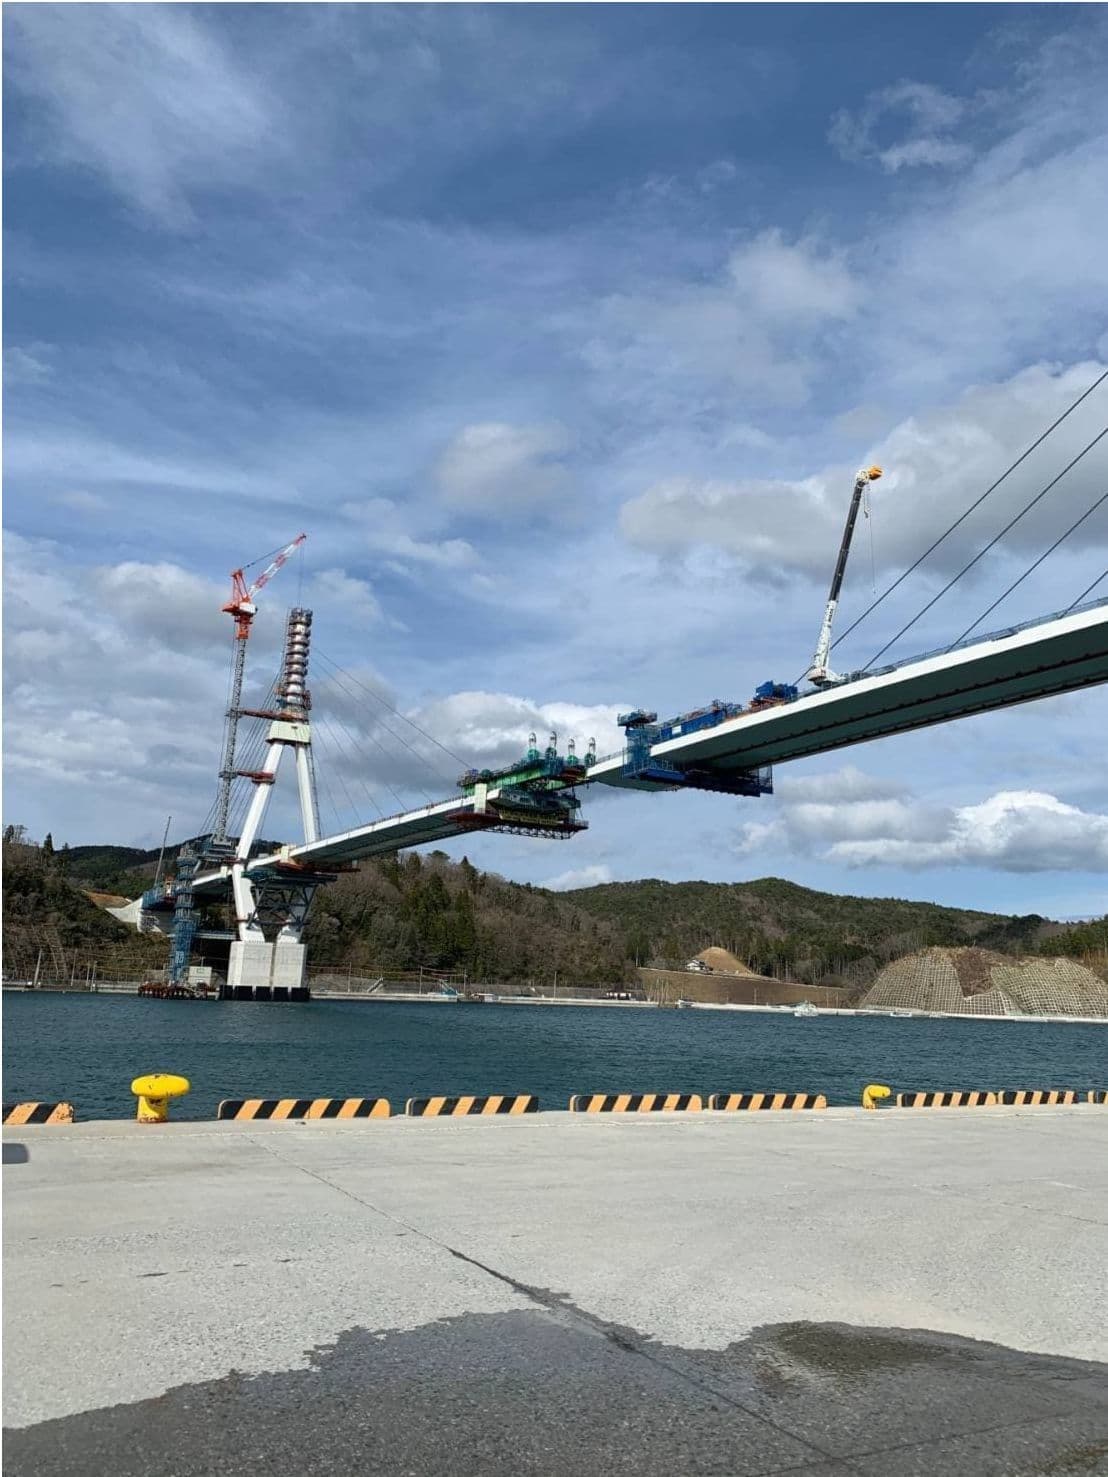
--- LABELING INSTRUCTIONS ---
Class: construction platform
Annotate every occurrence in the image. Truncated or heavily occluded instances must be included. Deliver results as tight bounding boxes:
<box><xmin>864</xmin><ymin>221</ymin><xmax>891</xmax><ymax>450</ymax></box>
<box><xmin>4</xmin><ymin>1108</ymin><xmax>1107</xmax><ymax>1475</ymax></box>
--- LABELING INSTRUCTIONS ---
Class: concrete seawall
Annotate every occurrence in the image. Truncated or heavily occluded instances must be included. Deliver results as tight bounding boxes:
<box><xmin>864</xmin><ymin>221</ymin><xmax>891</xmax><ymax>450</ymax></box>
<box><xmin>4</xmin><ymin>1108</ymin><xmax>1107</xmax><ymax>1475</ymax></box>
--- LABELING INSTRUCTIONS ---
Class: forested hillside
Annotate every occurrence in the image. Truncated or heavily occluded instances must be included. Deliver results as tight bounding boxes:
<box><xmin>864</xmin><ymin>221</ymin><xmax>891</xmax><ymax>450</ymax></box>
<box><xmin>4</xmin><ymin>826</ymin><xmax>1097</xmax><ymax>989</ymax></box>
<box><xmin>1</xmin><ymin>839</ymin><xmax>165</xmax><ymax>979</ymax></box>
<box><xmin>566</xmin><ymin>876</ymin><xmax>1052</xmax><ymax>987</ymax></box>
<box><xmin>304</xmin><ymin>852</ymin><xmax>629</xmax><ymax>984</ymax></box>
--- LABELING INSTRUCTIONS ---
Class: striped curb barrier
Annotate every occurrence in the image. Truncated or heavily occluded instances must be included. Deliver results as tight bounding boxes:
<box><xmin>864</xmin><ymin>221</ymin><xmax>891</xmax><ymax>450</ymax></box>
<box><xmin>405</xmin><ymin>1094</ymin><xmax>538</xmax><ymax>1117</ymax></box>
<box><xmin>895</xmin><ymin>1091</ymin><xmax>997</xmax><ymax>1108</ymax></box>
<box><xmin>2</xmin><ymin>1102</ymin><xmax>75</xmax><ymax>1126</ymax></box>
<box><xmin>997</xmin><ymin>1089</ymin><xmax>1078</xmax><ymax>1107</ymax></box>
<box><xmin>709</xmin><ymin>1092</ymin><xmax>827</xmax><ymax>1111</ymax></box>
<box><xmin>1089</xmin><ymin>1090</ymin><xmax>1108</xmax><ymax>1104</ymax></box>
<box><xmin>569</xmin><ymin>1093</ymin><xmax>702</xmax><ymax>1113</ymax></box>
<box><xmin>217</xmin><ymin>1098</ymin><xmax>390</xmax><ymax>1121</ymax></box>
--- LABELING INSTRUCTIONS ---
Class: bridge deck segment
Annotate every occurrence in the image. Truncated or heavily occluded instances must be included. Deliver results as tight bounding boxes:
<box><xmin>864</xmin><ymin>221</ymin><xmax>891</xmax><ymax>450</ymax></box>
<box><xmin>192</xmin><ymin>601</ymin><xmax>1108</xmax><ymax>892</ymax></box>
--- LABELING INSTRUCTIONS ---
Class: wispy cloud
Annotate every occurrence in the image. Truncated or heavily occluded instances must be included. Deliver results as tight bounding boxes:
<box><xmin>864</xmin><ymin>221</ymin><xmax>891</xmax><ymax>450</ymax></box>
<box><xmin>5</xmin><ymin>5</ymin><xmax>272</xmax><ymax>225</ymax></box>
<box><xmin>435</xmin><ymin>422</ymin><xmax>573</xmax><ymax>514</ymax></box>
<box><xmin>829</xmin><ymin>80</ymin><xmax>973</xmax><ymax>173</ymax></box>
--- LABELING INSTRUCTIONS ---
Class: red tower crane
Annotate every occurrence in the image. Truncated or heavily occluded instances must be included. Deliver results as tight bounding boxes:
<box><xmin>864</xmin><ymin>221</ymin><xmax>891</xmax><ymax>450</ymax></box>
<box><xmin>211</xmin><ymin>533</ymin><xmax>307</xmax><ymax>847</ymax></box>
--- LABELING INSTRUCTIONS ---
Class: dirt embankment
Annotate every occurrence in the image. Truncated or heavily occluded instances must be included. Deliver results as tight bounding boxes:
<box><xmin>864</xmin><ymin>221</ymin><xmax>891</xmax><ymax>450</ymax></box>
<box><xmin>638</xmin><ymin>968</ymin><xmax>846</xmax><ymax>1008</ymax></box>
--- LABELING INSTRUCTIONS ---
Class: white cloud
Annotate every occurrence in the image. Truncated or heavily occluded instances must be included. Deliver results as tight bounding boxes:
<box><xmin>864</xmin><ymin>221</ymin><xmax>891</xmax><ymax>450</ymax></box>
<box><xmin>831</xmin><ymin>791</ymin><xmax>1108</xmax><ymax>872</ymax></box>
<box><xmin>338</xmin><ymin>499</ymin><xmax>477</xmax><ymax>570</ymax></box>
<box><xmin>733</xmin><ymin>768</ymin><xmax>1108</xmax><ymax>873</ymax></box>
<box><xmin>619</xmin><ymin>360</ymin><xmax>1108</xmax><ymax>578</ymax></box>
<box><xmin>5</xmin><ymin>6</ymin><xmax>271</xmax><ymax>225</ymax></box>
<box><xmin>434</xmin><ymin>422</ymin><xmax>572</xmax><ymax>513</ymax></box>
<box><xmin>544</xmin><ymin>863</ymin><xmax>613</xmax><ymax>892</ymax></box>
<box><xmin>586</xmin><ymin>230</ymin><xmax>858</xmax><ymax>407</ymax></box>
<box><xmin>407</xmin><ymin>691</ymin><xmax>625</xmax><ymax>768</ymax></box>
<box><xmin>726</xmin><ymin>230</ymin><xmax>858</xmax><ymax>323</ymax></box>
<box><xmin>310</xmin><ymin>568</ymin><xmax>384</xmax><ymax>627</ymax></box>
<box><xmin>778</xmin><ymin>765</ymin><xmax>910</xmax><ymax>804</ymax></box>
<box><xmin>830</xmin><ymin>80</ymin><xmax>973</xmax><ymax>173</ymax></box>
<box><xmin>2</xmin><ymin>534</ymin><xmax>233</xmax><ymax>842</ymax></box>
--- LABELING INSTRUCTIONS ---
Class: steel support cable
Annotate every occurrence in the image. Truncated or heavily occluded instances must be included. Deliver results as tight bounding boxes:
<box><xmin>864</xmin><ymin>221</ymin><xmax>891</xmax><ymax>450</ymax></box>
<box><xmin>1066</xmin><ymin>567</ymin><xmax>1108</xmax><ymax>610</ymax></box>
<box><xmin>313</xmin><ymin>646</ymin><xmax>466</xmax><ymax>769</ymax></box>
<box><xmin>829</xmin><ymin>365</ymin><xmax>1108</xmax><ymax>658</ymax></box>
<box><xmin>313</xmin><ymin>711</ymin><xmax>390</xmax><ymax>821</ymax></box>
<box><xmin>861</xmin><ymin>424</ymin><xmax>1108</xmax><ymax>670</ymax></box>
<box><xmin>311</xmin><ymin>652</ymin><xmax>445</xmax><ymax>799</ymax></box>
<box><xmin>322</xmin><ymin>728</ymin><xmax>364</xmax><ymax>828</ymax></box>
<box><xmin>313</xmin><ymin>713</ymin><xmax>386</xmax><ymax>823</ymax></box>
<box><xmin>310</xmin><ymin>730</ymin><xmax>345</xmax><ymax>837</ymax></box>
<box><xmin>313</xmin><ymin>662</ymin><xmax>456</xmax><ymax>797</ymax></box>
<box><xmin>311</xmin><ymin>713</ymin><xmax>389</xmax><ymax>818</ymax></box>
<box><xmin>954</xmin><ymin>489</ymin><xmax>1108</xmax><ymax>644</ymax></box>
<box><xmin>312</xmin><ymin>705</ymin><xmax>402</xmax><ymax>815</ymax></box>
<box><xmin>324</xmin><ymin>706</ymin><xmax>427</xmax><ymax>812</ymax></box>
<box><xmin>312</xmin><ymin>666</ymin><xmax>436</xmax><ymax>807</ymax></box>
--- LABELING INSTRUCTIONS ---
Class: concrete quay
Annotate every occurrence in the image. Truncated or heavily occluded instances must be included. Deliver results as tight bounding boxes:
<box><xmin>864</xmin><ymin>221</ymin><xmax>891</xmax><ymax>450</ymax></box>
<box><xmin>4</xmin><ymin>1107</ymin><xmax>1108</xmax><ymax>1476</ymax></box>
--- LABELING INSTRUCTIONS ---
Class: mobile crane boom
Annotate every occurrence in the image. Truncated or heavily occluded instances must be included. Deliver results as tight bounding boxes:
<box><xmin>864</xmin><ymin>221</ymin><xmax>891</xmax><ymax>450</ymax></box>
<box><xmin>806</xmin><ymin>466</ymin><xmax>882</xmax><ymax>686</ymax></box>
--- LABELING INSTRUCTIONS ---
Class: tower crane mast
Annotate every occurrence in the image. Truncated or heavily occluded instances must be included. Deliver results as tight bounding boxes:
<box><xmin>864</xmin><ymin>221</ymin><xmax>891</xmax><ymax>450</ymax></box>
<box><xmin>211</xmin><ymin>533</ymin><xmax>307</xmax><ymax>848</ymax></box>
<box><xmin>807</xmin><ymin>467</ymin><xmax>882</xmax><ymax>686</ymax></box>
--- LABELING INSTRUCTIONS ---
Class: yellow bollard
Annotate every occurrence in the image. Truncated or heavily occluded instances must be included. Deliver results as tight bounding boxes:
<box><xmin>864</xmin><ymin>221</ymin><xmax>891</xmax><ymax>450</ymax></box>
<box><xmin>131</xmin><ymin>1073</ymin><xmax>190</xmax><ymax>1123</ymax></box>
<box><xmin>862</xmin><ymin>1083</ymin><xmax>892</xmax><ymax>1111</ymax></box>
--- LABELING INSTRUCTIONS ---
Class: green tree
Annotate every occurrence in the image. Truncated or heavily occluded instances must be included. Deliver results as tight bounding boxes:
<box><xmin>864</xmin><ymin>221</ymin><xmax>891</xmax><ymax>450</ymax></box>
<box><xmin>452</xmin><ymin>888</ymin><xmax>478</xmax><ymax>963</ymax></box>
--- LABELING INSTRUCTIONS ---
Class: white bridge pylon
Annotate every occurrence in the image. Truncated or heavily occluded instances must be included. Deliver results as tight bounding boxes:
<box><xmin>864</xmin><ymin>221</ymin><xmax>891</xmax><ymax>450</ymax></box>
<box><xmin>226</xmin><ymin>606</ymin><xmax>322</xmax><ymax>991</ymax></box>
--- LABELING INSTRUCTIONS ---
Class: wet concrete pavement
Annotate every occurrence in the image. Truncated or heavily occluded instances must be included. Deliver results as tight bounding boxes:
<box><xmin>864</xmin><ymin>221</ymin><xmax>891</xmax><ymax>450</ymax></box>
<box><xmin>4</xmin><ymin>1108</ymin><xmax>1108</xmax><ymax>1474</ymax></box>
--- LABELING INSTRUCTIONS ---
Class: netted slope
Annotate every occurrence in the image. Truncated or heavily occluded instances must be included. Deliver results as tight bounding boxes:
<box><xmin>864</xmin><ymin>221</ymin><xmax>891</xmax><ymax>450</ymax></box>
<box><xmin>862</xmin><ymin>949</ymin><xmax>1014</xmax><ymax>1015</ymax></box>
<box><xmin>860</xmin><ymin>947</ymin><xmax>1108</xmax><ymax>1017</ymax></box>
<box><xmin>991</xmin><ymin>958</ymin><xmax>1108</xmax><ymax>1017</ymax></box>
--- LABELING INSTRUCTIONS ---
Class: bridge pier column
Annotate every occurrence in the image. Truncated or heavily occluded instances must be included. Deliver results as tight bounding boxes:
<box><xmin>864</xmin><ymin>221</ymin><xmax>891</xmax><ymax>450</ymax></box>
<box><xmin>227</xmin><ymin>940</ymin><xmax>276</xmax><ymax>991</ymax></box>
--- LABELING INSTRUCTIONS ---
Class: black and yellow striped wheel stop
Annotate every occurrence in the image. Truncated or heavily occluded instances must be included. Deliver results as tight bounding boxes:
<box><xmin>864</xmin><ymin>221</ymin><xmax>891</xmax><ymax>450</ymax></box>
<box><xmin>2</xmin><ymin>1102</ymin><xmax>75</xmax><ymax>1125</ymax></box>
<box><xmin>708</xmin><ymin>1092</ymin><xmax>827</xmax><ymax>1111</ymax></box>
<box><xmin>217</xmin><ymin>1098</ymin><xmax>390</xmax><ymax>1120</ymax></box>
<box><xmin>568</xmin><ymin>1093</ymin><xmax>702</xmax><ymax>1113</ymax></box>
<box><xmin>405</xmin><ymin>1095</ymin><xmax>538</xmax><ymax>1116</ymax></box>
<box><xmin>895</xmin><ymin>1091</ymin><xmax>996</xmax><ymax>1108</ymax></box>
<box><xmin>997</xmin><ymin>1089</ymin><xmax>1077</xmax><ymax>1106</ymax></box>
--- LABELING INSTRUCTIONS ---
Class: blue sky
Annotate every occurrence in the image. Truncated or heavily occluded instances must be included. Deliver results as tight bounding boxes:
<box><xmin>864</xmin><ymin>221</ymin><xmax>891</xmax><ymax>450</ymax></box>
<box><xmin>4</xmin><ymin>3</ymin><xmax>1108</xmax><ymax>918</ymax></box>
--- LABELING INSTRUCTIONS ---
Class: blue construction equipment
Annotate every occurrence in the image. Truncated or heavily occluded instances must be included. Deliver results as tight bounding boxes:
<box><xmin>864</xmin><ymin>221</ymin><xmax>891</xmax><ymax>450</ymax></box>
<box><xmin>617</xmin><ymin>702</ymin><xmax>772</xmax><ymax>797</ymax></box>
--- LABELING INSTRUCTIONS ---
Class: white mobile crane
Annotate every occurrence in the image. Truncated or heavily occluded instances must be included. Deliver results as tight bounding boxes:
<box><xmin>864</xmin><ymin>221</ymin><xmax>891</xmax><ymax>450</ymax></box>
<box><xmin>806</xmin><ymin>465</ymin><xmax>882</xmax><ymax>686</ymax></box>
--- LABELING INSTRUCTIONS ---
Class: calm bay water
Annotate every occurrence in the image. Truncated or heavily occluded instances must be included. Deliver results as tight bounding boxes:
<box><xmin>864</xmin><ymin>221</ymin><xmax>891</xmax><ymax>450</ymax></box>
<box><xmin>3</xmin><ymin>993</ymin><xmax>1106</xmax><ymax>1119</ymax></box>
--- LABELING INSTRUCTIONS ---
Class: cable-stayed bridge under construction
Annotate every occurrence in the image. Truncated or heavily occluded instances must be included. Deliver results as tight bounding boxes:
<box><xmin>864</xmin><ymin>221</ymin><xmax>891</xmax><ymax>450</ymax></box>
<box><xmin>127</xmin><ymin>372</ymin><xmax>1108</xmax><ymax>999</ymax></box>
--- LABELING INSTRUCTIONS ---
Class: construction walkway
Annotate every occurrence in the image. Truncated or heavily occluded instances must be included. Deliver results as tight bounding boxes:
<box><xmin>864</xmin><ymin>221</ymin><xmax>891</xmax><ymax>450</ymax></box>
<box><xmin>4</xmin><ymin>1107</ymin><xmax>1108</xmax><ymax>1475</ymax></box>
